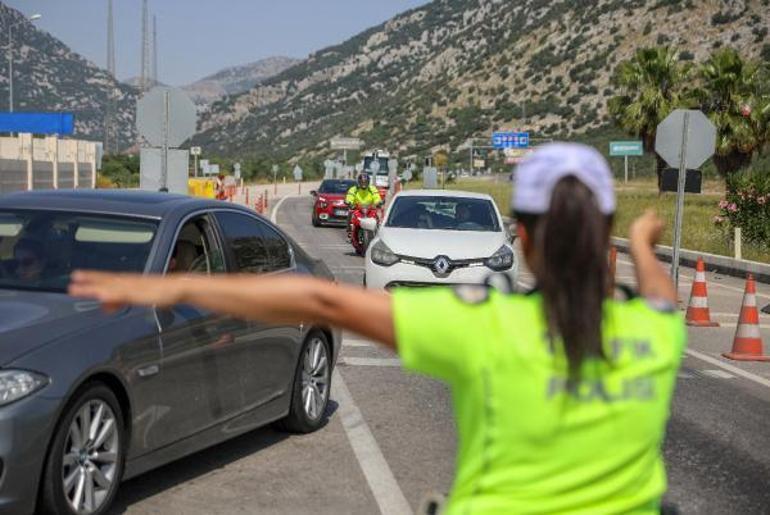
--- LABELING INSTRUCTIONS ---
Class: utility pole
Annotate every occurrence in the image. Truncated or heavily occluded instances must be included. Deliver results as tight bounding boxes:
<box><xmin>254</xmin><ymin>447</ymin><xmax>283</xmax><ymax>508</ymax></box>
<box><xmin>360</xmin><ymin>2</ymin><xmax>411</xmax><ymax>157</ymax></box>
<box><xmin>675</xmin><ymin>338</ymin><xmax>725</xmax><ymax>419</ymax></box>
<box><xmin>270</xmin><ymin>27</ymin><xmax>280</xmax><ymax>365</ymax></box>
<box><xmin>7</xmin><ymin>23</ymin><xmax>12</xmax><ymax>112</ymax></box>
<box><xmin>469</xmin><ymin>140</ymin><xmax>474</xmax><ymax>175</ymax></box>
<box><xmin>5</xmin><ymin>12</ymin><xmax>42</xmax><ymax>112</ymax></box>
<box><xmin>104</xmin><ymin>0</ymin><xmax>116</xmax><ymax>153</ymax></box>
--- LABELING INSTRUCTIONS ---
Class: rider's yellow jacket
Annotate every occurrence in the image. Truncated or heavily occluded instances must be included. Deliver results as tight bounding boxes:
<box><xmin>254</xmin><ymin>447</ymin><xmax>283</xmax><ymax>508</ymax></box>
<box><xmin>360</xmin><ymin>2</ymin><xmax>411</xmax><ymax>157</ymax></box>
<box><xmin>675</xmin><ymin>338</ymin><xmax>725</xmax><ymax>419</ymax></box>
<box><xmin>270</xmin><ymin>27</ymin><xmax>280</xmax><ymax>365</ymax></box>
<box><xmin>345</xmin><ymin>185</ymin><xmax>381</xmax><ymax>207</ymax></box>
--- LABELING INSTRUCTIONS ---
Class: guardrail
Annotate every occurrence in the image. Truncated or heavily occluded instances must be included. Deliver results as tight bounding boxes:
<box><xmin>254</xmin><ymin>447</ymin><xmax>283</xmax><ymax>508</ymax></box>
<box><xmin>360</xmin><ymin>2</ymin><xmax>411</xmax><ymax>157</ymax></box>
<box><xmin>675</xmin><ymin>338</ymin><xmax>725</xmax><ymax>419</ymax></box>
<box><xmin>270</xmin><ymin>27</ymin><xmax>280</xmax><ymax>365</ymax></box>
<box><xmin>611</xmin><ymin>236</ymin><xmax>770</xmax><ymax>284</ymax></box>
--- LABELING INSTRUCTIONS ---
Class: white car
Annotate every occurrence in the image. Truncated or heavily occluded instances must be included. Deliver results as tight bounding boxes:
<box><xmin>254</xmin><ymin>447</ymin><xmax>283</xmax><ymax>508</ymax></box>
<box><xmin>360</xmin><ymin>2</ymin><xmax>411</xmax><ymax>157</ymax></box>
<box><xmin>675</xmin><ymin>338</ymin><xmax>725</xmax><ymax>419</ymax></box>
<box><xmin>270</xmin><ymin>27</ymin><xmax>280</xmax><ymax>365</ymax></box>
<box><xmin>364</xmin><ymin>190</ymin><xmax>518</xmax><ymax>290</ymax></box>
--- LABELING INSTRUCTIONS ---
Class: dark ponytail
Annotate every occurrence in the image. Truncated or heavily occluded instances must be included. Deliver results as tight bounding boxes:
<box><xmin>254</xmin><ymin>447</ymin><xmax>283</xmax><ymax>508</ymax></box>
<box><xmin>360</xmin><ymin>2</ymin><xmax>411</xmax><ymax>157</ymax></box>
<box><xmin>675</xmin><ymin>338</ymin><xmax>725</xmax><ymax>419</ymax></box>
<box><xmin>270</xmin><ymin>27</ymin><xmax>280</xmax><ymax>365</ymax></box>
<box><xmin>516</xmin><ymin>176</ymin><xmax>612</xmax><ymax>381</ymax></box>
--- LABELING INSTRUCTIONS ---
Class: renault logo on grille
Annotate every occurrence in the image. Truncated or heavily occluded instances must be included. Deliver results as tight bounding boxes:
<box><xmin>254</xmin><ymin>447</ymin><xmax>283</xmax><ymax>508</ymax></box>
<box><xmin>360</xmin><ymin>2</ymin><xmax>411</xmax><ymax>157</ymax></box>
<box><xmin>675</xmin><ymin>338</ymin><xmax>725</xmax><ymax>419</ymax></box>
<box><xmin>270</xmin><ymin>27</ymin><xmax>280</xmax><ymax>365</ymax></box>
<box><xmin>433</xmin><ymin>256</ymin><xmax>451</xmax><ymax>277</ymax></box>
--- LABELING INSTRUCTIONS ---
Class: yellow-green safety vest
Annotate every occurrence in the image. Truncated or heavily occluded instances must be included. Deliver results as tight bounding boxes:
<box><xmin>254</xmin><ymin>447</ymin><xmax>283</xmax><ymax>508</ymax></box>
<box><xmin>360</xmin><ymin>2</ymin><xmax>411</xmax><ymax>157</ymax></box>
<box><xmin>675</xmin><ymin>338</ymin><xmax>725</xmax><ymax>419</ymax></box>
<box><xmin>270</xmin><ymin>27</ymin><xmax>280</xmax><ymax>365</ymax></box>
<box><xmin>345</xmin><ymin>185</ymin><xmax>381</xmax><ymax>207</ymax></box>
<box><xmin>392</xmin><ymin>287</ymin><xmax>686</xmax><ymax>515</ymax></box>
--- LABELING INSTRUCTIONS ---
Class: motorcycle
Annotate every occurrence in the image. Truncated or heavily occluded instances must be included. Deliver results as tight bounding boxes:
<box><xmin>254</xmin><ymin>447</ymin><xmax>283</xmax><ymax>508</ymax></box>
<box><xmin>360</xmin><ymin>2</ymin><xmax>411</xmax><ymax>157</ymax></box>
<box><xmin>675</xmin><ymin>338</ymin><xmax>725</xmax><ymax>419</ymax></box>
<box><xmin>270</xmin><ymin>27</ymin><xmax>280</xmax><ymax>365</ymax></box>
<box><xmin>349</xmin><ymin>203</ymin><xmax>382</xmax><ymax>256</ymax></box>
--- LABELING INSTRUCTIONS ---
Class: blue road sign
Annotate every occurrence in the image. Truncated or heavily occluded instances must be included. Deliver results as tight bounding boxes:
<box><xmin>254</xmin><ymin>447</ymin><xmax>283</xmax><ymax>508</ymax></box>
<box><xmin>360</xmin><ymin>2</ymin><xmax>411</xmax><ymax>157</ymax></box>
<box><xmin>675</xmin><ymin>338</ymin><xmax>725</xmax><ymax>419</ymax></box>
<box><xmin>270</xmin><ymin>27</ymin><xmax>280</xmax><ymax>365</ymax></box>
<box><xmin>0</xmin><ymin>112</ymin><xmax>75</xmax><ymax>135</ymax></box>
<box><xmin>492</xmin><ymin>131</ymin><xmax>529</xmax><ymax>149</ymax></box>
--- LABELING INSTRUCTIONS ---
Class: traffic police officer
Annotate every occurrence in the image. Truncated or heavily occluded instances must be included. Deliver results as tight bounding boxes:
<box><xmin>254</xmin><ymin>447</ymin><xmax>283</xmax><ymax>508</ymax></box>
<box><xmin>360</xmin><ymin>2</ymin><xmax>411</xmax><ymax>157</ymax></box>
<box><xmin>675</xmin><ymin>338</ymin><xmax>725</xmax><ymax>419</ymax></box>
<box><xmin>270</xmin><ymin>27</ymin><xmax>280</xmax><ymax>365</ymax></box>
<box><xmin>70</xmin><ymin>143</ymin><xmax>685</xmax><ymax>514</ymax></box>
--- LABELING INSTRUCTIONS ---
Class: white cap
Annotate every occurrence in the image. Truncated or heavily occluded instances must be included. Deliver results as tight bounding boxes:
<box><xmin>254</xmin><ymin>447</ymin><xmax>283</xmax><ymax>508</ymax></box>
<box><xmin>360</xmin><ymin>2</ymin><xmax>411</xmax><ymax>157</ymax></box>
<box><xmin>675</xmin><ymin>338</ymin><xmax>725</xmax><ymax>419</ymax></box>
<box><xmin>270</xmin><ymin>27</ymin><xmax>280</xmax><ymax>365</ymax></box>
<box><xmin>512</xmin><ymin>142</ymin><xmax>616</xmax><ymax>215</ymax></box>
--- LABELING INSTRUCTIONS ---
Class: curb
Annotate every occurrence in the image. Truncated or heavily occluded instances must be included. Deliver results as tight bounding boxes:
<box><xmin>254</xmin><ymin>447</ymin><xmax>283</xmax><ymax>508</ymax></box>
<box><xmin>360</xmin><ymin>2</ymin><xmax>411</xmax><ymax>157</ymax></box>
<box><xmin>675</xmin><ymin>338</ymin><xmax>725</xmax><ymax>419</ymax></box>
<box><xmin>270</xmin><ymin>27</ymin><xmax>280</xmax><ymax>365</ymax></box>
<box><xmin>611</xmin><ymin>236</ymin><xmax>770</xmax><ymax>284</ymax></box>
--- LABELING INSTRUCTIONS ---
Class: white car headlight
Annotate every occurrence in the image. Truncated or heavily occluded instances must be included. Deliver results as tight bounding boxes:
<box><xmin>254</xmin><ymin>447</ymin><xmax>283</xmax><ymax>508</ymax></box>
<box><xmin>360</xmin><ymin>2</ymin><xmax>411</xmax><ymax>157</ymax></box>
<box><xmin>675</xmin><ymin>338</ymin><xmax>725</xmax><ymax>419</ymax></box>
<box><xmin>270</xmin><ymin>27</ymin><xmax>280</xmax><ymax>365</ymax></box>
<box><xmin>0</xmin><ymin>370</ymin><xmax>49</xmax><ymax>406</ymax></box>
<box><xmin>371</xmin><ymin>240</ymin><xmax>400</xmax><ymax>267</ymax></box>
<box><xmin>485</xmin><ymin>245</ymin><xmax>514</xmax><ymax>271</ymax></box>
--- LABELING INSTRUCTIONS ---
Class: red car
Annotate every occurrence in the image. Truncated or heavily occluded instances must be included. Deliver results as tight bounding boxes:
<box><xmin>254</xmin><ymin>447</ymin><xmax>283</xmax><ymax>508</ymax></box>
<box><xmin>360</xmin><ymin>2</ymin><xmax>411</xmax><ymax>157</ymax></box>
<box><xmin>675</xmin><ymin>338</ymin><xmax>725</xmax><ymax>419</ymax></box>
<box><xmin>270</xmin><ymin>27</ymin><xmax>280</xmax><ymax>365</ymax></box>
<box><xmin>311</xmin><ymin>179</ymin><xmax>356</xmax><ymax>227</ymax></box>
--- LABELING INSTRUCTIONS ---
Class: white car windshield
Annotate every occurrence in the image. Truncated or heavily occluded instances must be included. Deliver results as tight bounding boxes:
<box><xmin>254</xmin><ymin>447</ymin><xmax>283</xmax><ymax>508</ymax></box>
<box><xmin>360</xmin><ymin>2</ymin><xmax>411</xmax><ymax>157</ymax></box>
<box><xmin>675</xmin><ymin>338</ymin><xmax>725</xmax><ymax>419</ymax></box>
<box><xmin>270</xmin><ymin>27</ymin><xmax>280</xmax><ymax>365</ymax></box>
<box><xmin>386</xmin><ymin>196</ymin><xmax>500</xmax><ymax>232</ymax></box>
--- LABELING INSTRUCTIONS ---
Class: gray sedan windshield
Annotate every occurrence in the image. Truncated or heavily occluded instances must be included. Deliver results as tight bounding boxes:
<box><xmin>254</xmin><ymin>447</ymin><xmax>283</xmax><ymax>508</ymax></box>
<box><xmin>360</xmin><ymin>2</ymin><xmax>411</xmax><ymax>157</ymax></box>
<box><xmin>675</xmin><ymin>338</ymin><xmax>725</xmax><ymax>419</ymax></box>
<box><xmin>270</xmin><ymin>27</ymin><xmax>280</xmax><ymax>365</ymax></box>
<box><xmin>0</xmin><ymin>210</ymin><xmax>158</xmax><ymax>292</ymax></box>
<box><xmin>386</xmin><ymin>196</ymin><xmax>500</xmax><ymax>232</ymax></box>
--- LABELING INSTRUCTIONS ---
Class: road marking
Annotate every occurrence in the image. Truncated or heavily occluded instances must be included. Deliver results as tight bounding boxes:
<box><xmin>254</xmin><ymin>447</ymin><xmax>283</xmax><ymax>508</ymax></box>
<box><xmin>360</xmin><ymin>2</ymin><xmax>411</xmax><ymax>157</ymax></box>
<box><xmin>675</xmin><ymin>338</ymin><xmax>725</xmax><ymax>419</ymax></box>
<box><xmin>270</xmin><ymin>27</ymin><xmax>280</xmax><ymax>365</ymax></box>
<box><xmin>340</xmin><ymin>357</ymin><xmax>402</xmax><ymax>367</ymax></box>
<box><xmin>270</xmin><ymin>194</ymin><xmax>293</xmax><ymax>224</ymax></box>
<box><xmin>685</xmin><ymin>348</ymin><xmax>770</xmax><ymax>389</ymax></box>
<box><xmin>331</xmin><ymin>372</ymin><xmax>413</xmax><ymax>515</ymax></box>
<box><xmin>700</xmin><ymin>369</ymin><xmax>735</xmax><ymax>379</ymax></box>
<box><xmin>678</xmin><ymin>371</ymin><xmax>696</xmax><ymax>379</ymax></box>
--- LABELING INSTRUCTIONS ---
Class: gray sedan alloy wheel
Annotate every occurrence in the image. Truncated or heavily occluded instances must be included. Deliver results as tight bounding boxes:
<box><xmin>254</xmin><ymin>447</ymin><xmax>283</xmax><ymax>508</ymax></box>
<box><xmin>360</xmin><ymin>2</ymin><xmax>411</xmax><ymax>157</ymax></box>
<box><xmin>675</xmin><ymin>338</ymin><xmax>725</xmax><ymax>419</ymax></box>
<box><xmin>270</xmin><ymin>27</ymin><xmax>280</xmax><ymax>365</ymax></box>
<box><xmin>62</xmin><ymin>399</ymin><xmax>120</xmax><ymax>514</ymax></box>
<box><xmin>301</xmin><ymin>336</ymin><xmax>330</xmax><ymax>421</ymax></box>
<box><xmin>39</xmin><ymin>383</ymin><xmax>125</xmax><ymax>515</ymax></box>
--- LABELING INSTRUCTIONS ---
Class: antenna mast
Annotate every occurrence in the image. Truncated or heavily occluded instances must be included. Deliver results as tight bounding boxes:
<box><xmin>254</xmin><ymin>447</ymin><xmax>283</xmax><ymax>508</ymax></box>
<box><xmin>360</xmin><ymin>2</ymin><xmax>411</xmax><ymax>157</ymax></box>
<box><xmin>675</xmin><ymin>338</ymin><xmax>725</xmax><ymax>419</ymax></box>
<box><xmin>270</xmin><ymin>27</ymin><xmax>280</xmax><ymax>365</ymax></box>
<box><xmin>140</xmin><ymin>0</ymin><xmax>149</xmax><ymax>92</ymax></box>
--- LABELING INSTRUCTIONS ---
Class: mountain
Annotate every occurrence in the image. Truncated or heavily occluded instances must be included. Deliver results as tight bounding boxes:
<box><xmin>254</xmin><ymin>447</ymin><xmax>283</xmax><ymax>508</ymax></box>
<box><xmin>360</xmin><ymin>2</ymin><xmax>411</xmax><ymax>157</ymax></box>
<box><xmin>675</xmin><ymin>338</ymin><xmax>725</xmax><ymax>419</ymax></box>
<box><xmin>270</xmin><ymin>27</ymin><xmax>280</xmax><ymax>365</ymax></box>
<box><xmin>0</xmin><ymin>3</ymin><xmax>139</xmax><ymax>151</ymax></box>
<box><xmin>122</xmin><ymin>77</ymin><xmax>168</xmax><ymax>89</ymax></box>
<box><xmin>183</xmin><ymin>56</ymin><xmax>301</xmax><ymax>105</ymax></box>
<box><xmin>195</xmin><ymin>0</ymin><xmax>770</xmax><ymax>161</ymax></box>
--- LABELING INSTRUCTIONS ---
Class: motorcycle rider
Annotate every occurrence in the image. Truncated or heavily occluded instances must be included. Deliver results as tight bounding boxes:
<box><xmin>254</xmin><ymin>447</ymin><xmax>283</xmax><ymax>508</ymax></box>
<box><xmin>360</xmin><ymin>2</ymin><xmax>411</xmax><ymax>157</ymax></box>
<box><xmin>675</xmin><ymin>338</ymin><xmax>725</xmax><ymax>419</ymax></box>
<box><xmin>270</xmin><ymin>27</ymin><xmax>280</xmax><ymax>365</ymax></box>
<box><xmin>345</xmin><ymin>173</ymin><xmax>382</xmax><ymax>241</ymax></box>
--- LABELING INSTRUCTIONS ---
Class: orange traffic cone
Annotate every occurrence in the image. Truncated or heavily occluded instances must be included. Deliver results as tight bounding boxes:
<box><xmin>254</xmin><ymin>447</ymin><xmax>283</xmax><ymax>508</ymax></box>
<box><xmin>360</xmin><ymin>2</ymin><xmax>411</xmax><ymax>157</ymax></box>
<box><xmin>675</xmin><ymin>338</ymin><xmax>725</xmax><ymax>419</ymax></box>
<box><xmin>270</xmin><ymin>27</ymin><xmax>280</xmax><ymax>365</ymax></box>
<box><xmin>685</xmin><ymin>257</ymin><xmax>719</xmax><ymax>327</ymax></box>
<box><xmin>723</xmin><ymin>274</ymin><xmax>770</xmax><ymax>362</ymax></box>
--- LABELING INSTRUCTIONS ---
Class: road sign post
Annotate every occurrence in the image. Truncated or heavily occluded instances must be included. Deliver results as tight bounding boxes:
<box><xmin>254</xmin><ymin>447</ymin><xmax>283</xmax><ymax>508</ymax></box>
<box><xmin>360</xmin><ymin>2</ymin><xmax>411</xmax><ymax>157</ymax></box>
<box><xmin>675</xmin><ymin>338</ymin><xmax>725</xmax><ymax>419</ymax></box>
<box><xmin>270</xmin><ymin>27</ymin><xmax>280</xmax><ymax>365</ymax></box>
<box><xmin>136</xmin><ymin>87</ymin><xmax>196</xmax><ymax>192</ymax></box>
<box><xmin>190</xmin><ymin>146</ymin><xmax>201</xmax><ymax>177</ymax></box>
<box><xmin>272</xmin><ymin>164</ymin><xmax>279</xmax><ymax>195</ymax></box>
<box><xmin>609</xmin><ymin>141</ymin><xmax>643</xmax><ymax>183</ymax></box>
<box><xmin>655</xmin><ymin>110</ymin><xmax>716</xmax><ymax>292</ymax></box>
<box><xmin>293</xmin><ymin>165</ymin><xmax>303</xmax><ymax>194</ymax></box>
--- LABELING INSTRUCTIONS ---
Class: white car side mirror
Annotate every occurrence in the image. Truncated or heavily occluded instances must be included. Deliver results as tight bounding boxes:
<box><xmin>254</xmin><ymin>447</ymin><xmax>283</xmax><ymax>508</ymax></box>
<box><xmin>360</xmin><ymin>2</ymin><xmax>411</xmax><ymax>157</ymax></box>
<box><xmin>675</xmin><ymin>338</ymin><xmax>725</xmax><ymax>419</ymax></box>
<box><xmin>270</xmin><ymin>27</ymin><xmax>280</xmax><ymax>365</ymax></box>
<box><xmin>360</xmin><ymin>218</ymin><xmax>378</xmax><ymax>232</ymax></box>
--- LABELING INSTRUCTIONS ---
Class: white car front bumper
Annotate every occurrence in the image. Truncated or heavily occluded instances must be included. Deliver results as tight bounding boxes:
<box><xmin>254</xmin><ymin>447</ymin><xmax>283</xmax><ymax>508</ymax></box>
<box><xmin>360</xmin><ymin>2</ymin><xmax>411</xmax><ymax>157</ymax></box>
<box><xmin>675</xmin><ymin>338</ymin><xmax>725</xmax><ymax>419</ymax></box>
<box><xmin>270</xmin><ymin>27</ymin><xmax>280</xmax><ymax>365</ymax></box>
<box><xmin>365</xmin><ymin>255</ymin><xmax>518</xmax><ymax>290</ymax></box>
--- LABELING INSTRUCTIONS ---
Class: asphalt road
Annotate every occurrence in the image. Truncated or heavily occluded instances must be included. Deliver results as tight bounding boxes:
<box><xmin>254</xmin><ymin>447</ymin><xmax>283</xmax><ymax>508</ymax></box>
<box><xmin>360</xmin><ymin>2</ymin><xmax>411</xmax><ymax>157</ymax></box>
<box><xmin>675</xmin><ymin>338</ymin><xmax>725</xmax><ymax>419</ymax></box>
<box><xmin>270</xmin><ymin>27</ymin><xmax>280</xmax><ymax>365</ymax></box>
<box><xmin>112</xmin><ymin>194</ymin><xmax>770</xmax><ymax>514</ymax></box>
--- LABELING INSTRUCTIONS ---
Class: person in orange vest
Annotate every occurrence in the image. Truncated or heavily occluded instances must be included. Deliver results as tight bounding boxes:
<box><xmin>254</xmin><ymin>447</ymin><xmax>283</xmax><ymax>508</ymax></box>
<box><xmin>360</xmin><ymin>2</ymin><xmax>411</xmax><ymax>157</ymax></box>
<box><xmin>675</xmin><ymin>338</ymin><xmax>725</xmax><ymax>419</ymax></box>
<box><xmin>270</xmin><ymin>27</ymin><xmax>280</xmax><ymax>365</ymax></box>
<box><xmin>215</xmin><ymin>174</ymin><xmax>226</xmax><ymax>200</ymax></box>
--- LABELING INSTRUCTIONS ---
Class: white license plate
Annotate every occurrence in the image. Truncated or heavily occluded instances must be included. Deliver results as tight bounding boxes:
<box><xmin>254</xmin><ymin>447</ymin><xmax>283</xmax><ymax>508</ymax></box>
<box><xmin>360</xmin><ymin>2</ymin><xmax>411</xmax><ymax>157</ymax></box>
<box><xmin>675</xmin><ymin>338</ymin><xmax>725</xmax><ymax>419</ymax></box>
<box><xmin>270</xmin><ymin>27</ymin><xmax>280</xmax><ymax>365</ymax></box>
<box><xmin>334</xmin><ymin>209</ymin><xmax>349</xmax><ymax>217</ymax></box>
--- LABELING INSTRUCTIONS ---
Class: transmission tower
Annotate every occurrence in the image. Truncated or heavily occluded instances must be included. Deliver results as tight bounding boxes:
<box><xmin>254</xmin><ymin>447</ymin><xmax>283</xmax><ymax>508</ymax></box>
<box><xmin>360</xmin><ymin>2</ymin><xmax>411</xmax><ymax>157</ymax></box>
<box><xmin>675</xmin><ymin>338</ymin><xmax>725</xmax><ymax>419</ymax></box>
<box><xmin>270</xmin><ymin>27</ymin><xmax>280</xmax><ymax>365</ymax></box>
<box><xmin>104</xmin><ymin>0</ymin><xmax>117</xmax><ymax>153</ymax></box>
<box><xmin>152</xmin><ymin>15</ymin><xmax>158</xmax><ymax>86</ymax></box>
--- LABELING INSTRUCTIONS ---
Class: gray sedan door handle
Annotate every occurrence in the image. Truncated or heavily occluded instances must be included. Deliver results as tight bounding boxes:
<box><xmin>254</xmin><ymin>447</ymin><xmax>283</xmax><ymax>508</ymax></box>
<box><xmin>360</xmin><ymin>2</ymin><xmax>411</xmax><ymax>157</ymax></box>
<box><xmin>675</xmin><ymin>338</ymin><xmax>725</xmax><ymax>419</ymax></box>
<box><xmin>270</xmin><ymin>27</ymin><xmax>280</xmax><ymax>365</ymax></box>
<box><xmin>137</xmin><ymin>364</ymin><xmax>160</xmax><ymax>378</ymax></box>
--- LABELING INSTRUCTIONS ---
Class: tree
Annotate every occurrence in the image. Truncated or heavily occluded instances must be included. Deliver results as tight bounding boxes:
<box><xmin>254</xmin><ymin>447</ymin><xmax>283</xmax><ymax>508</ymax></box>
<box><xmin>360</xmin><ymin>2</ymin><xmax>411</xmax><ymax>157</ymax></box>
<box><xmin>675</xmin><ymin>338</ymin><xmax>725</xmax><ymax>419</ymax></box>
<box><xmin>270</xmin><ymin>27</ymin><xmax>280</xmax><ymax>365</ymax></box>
<box><xmin>608</xmin><ymin>47</ymin><xmax>692</xmax><ymax>191</ymax></box>
<box><xmin>100</xmin><ymin>154</ymin><xmax>139</xmax><ymax>188</ymax></box>
<box><xmin>693</xmin><ymin>48</ymin><xmax>767</xmax><ymax>178</ymax></box>
<box><xmin>433</xmin><ymin>149</ymin><xmax>449</xmax><ymax>170</ymax></box>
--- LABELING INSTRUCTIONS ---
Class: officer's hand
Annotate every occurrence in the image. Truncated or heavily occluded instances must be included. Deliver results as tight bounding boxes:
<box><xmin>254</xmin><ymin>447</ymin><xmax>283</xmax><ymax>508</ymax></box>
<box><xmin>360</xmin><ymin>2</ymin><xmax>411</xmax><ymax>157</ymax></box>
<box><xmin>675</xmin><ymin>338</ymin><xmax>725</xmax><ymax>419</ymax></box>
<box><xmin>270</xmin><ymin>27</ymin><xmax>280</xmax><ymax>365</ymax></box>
<box><xmin>630</xmin><ymin>210</ymin><xmax>664</xmax><ymax>249</ymax></box>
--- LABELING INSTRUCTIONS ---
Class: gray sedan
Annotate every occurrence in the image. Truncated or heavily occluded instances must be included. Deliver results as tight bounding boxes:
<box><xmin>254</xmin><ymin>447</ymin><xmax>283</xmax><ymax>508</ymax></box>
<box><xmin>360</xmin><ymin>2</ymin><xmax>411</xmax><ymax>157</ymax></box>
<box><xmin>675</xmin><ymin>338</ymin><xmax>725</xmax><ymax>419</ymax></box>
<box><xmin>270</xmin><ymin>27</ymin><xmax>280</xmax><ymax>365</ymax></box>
<box><xmin>0</xmin><ymin>190</ymin><xmax>340</xmax><ymax>514</ymax></box>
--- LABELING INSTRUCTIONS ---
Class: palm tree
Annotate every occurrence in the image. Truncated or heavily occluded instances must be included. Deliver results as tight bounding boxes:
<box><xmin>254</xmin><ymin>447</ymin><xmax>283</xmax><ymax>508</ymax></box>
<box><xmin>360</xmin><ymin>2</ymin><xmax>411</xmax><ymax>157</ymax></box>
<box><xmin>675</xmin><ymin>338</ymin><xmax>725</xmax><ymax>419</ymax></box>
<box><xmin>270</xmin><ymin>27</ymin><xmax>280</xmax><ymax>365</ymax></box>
<box><xmin>694</xmin><ymin>48</ymin><xmax>766</xmax><ymax>178</ymax></box>
<box><xmin>608</xmin><ymin>47</ymin><xmax>692</xmax><ymax>191</ymax></box>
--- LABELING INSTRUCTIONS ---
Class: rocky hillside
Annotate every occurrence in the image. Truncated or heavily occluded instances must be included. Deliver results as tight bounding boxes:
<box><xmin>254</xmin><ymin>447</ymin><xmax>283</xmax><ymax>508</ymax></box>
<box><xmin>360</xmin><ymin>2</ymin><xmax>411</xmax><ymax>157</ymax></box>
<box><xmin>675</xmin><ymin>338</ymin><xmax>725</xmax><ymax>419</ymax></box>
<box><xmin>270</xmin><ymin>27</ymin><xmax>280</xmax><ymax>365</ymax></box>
<box><xmin>183</xmin><ymin>56</ymin><xmax>300</xmax><ymax>105</ymax></box>
<box><xmin>195</xmin><ymin>0</ymin><xmax>770</xmax><ymax>161</ymax></box>
<box><xmin>0</xmin><ymin>2</ymin><xmax>139</xmax><ymax>150</ymax></box>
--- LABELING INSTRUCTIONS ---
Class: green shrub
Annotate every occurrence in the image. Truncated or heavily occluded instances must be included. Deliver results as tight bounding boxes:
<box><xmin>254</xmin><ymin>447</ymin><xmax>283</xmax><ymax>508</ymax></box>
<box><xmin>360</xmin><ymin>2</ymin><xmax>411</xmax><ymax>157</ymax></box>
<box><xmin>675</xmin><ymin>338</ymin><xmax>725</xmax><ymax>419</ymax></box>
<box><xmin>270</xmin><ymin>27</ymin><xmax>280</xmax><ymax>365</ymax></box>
<box><xmin>716</xmin><ymin>172</ymin><xmax>770</xmax><ymax>247</ymax></box>
<box><xmin>711</xmin><ymin>11</ymin><xmax>741</xmax><ymax>26</ymax></box>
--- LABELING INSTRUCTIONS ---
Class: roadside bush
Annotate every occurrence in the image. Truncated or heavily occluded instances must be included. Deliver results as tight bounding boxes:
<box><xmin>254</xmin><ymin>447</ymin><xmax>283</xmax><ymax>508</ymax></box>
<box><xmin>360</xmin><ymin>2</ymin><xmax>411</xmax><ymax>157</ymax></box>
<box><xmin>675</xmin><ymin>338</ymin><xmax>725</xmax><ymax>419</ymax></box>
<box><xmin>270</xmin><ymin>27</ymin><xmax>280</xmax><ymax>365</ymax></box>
<box><xmin>715</xmin><ymin>172</ymin><xmax>770</xmax><ymax>247</ymax></box>
<box><xmin>711</xmin><ymin>11</ymin><xmax>741</xmax><ymax>26</ymax></box>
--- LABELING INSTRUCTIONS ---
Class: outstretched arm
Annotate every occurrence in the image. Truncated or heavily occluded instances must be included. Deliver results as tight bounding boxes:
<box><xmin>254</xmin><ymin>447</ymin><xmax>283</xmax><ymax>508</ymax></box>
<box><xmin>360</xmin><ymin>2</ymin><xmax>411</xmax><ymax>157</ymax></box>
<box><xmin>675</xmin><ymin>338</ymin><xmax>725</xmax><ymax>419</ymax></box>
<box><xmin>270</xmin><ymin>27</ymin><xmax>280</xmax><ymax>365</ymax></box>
<box><xmin>629</xmin><ymin>210</ymin><xmax>677</xmax><ymax>304</ymax></box>
<box><xmin>69</xmin><ymin>272</ymin><xmax>397</xmax><ymax>349</ymax></box>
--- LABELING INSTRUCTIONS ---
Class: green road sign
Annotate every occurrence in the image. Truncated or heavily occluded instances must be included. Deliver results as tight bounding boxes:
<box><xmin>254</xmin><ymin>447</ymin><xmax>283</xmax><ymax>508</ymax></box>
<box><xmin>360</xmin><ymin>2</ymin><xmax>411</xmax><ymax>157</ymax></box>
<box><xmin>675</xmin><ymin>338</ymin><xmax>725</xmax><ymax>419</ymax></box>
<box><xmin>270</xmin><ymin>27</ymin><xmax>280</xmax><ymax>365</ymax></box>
<box><xmin>609</xmin><ymin>141</ymin><xmax>644</xmax><ymax>156</ymax></box>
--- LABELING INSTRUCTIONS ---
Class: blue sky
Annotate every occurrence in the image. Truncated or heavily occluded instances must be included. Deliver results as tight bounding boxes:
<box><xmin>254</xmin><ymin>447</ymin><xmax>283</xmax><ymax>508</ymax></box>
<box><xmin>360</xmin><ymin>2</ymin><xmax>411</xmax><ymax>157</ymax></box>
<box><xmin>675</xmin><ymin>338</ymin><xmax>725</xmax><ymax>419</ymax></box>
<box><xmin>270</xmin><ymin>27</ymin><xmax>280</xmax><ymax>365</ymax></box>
<box><xmin>5</xmin><ymin>0</ymin><xmax>429</xmax><ymax>86</ymax></box>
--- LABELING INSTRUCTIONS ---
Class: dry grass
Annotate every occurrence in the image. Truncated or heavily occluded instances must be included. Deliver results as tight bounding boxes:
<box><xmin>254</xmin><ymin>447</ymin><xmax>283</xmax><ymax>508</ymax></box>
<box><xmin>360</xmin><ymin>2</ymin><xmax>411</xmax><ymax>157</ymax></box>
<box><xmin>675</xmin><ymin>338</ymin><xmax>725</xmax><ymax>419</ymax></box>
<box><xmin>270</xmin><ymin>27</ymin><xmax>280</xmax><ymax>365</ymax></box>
<box><xmin>406</xmin><ymin>176</ymin><xmax>767</xmax><ymax>264</ymax></box>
